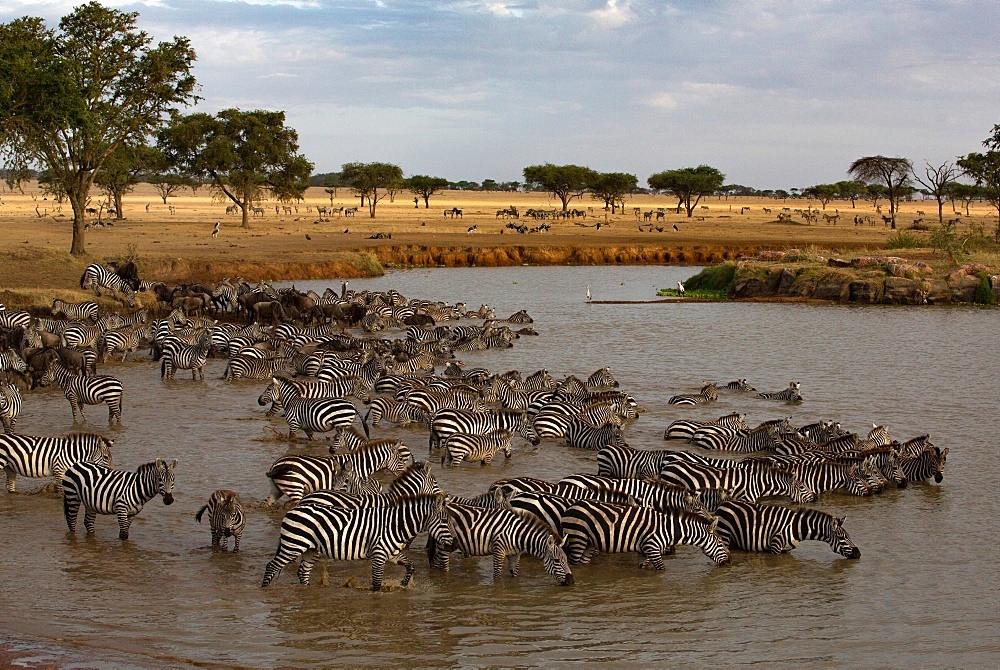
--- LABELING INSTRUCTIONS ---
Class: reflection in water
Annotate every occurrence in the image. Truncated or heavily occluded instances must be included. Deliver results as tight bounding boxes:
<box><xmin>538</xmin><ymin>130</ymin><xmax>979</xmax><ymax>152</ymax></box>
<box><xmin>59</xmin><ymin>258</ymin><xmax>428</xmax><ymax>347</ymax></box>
<box><xmin>0</xmin><ymin>266</ymin><xmax>996</xmax><ymax>667</ymax></box>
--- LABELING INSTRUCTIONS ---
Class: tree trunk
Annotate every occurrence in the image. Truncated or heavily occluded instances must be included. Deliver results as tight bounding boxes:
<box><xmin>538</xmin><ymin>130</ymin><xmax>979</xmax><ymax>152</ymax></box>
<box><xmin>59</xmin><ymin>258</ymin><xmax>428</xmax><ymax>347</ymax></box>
<box><xmin>241</xmin><ymin>194</ymin><xmax>251</xmax><ymax>229</ymax></box>
<box><xmin>937</xmin><ymin>199</ymin><xmax>944</xmax><ymax>223</ymax></box>
<box><xmin>423</xmin><ymin>196</ymin><xmax>430</xmax><ymax>208</ymax></box>
<box><xmin>67</xmin><ymin>178</ymin><xmax>89</xmax><ymax>255</ymax></box>
<box><xmin>114</xmin><ymin>191</ymin><xmax>124</xmax><ymax>219</ymax></box>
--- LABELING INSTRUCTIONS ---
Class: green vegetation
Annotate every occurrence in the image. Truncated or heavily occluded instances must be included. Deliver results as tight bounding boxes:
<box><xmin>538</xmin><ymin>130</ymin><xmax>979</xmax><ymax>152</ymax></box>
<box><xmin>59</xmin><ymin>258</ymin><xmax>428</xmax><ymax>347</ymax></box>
<box><xmin>679</xmin><ymin>262</ymin><xmax>737</xmax><ymax>296</ymax></box>
<box><xmin>885</xmin><ymin>231</ymin><xmax>925</xmax><ymax>249</ymax></box>
<box><xmin>973</xmin><ymin>273</ymin><xmax>996</xmax><ymax>305</ymax></box>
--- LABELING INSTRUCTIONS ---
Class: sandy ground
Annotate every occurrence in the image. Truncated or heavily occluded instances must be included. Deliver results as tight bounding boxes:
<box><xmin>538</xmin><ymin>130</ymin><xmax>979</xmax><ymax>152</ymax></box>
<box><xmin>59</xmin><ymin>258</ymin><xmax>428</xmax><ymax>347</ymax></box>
<box><xmin>0</xmin><ymin>182</ymin><xmax>992</xmax><ymax>298</ymax></box>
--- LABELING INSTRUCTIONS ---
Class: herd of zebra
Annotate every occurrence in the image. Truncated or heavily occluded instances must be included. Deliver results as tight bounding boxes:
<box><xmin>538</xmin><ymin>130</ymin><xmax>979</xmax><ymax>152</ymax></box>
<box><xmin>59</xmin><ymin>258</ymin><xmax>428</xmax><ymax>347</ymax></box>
<box><xmin>0</xmin><ymin>267</ymin><xmax>949</xmax><ymax>592</ymax></box>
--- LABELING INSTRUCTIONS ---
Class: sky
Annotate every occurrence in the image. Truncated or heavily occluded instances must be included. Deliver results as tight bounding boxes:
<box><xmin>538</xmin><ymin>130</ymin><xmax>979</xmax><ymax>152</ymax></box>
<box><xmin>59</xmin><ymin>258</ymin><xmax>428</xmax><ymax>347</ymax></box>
<box><xmin>3</xmin><ymin>0</ymin><xmax>998</xmax><ymax>190</ymax></box>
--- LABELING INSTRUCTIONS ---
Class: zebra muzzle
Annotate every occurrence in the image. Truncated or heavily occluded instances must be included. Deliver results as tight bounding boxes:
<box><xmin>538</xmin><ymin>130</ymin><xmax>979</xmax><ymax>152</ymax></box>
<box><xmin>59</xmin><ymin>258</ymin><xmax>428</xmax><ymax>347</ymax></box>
<box><xmin>162</xmin><ymin>492</ymin><xmax>175</xmax><ymax>505</ymax></box>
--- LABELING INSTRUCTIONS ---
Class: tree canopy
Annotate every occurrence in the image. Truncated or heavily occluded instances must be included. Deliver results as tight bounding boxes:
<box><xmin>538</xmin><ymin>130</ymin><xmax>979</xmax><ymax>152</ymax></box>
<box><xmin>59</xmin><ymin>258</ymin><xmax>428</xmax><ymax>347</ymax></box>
<box><xmin>647</xmin><ymin>165</ymin><xmax>726</xmax><ymax>217</ymax></box>
<box><xmin>158</xmin><ymin>109</ymin><xmax>313</xmax><ymax>228</ymax></box>
<box><xmin>590</xmin><ymin>172</ymin><xmax>638</xmax><ymax>213</ymax></box>
<box><xmin>957</xmin><ymin>124</ymin><xmax>1000</xmax><ymax>230</ymax></box>
<box><xmin>404</xmin><ymin>175</ymin><xmax>450</xmax><ymax>208</ymax></box>
<box><xmin>522</xmin><ymin>164</ymin><xmax>596</xmax><ymax>211</ymax></box>
<box><xmin>0</xmin><ymin>2</ymin><xmax>198</xmax><ymax>254</ymax></box>
<box><xmin>848</xmin><ymin>156</ymin><xmax>913</xmax><ymax>228</ymax></box>
<box><xmin>340</xmin><ymin>162</ymin><xmax>404</xmax><ymax>218</ymax></box>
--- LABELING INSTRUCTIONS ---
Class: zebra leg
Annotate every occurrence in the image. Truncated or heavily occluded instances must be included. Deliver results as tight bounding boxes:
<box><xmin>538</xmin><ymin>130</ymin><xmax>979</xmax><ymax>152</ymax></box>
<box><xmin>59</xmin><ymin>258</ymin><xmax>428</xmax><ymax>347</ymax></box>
<box><xmin>296</xmin><ymin>550</ymin><xmax>319</xmax><ymax>585</ymax></box>
<box><xmin>767</xmin><ymin>532</ymin><xmax>795</xmax><ymax>554</ymax></box>
<box><xmin>232</xmin><ymin>531</ymin><xmax>241</xmax><ymax>552</ymax></box>
<box><xmin>397</xmin><ymin>553</ymin><xmax>416</xmax><ymax>588</ymax></box>
<box><xmin>211</xmin><ymin>529</ymin><xmax>222</xmax><ymax>547</ymax></box>
<box><xmin>369</xmin><ymin>548</ymin><xmax>389</xmax><ymax>591</ymax></box>
<box><xmin>639</xmin><ymin>542</ymin><xmax>667</xmax><ymax>571</ymax></box>
<box><xmin>492</xmin><ymin>548</ymin><xmax>508</xmax><ymax>581</ymax></box>
<box><xmin>4</xmin><ymin>466</ymin><xmax>16</xmax><ymax>493</ymax></box>
<box><xmin>507</xmin><ymin>551</ymin><xmax>522</xmax><ymax>578</ymax></box>
<box><xmin>116</xmin><ymin>507</ymin><xmax>132</xmax><ymax>540</ymax></box>
<box><xmin>63</xmin><ymin>492</ymin><xmax>80</xmax><ymax>532</ymax></box>
<box><xmin>84</xmin><ymin>510</ymin><xmax>98</xmax><ymax>534</ymax></box>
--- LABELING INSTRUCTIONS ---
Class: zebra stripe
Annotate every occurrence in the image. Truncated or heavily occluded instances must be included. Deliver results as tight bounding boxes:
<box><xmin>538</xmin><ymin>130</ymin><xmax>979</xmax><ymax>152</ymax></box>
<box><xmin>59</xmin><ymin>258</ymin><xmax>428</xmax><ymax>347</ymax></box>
<box><xmin>195</xmin><ymin>489</ymin><xmax>246</xmax><ymax>551</ymax></box>
<box><xmin>224</xmin><ymin>353</ymin><xmax>294</xmax><ymax>382</ymax></box>
<box><xmin>261</xmin><ymin>493</ymin><xmax>448</xmax><ymax>590</ymax></box>
<box><xmin>42</xmin><ymin>362</ymin><xmax>124</xmax><ymax>425</ymax></box>
<box><xmin>441</xmin><ymin>430</ymin><xmax>513</xmax><ymax>467</ymax></box>
<box><xmin>506</xmin><ymin>488</ymin><xmax>639</xmax><ymax>536</ymax></box>
<box><xmin>160</xmin><ymin>334</ymin><xmax>213</xmax><ymax>380</ymax></box>
<box><xmin>297</xmin><ymin>460</ymin><xmax>439</xmax><ymax>509</ymax></box>
<box><xmin>557</xmin><ymin>474</ymin><xmax>715</xmax><ymax>516</ymax></box>
<box><xmin>757</xmin><ymin>381</ymin><xmax>803</xmax><ymax>403</ymax></box>
<box><xmin>261</xmin><ymin>376</ymin><xmax>364</xmax><ymax>441</ymax></box>
<box><xmin>0</xmin><ymin>310</ymin><xmax>32</xmax><ymax>330</ymax></box>
<box><xmin>586</xmin><ymin>367</ymin><xmax>620</xmax><ymax>389</ymax></box>
<box><xmin>61</xmin><ymin>459</ymin><xmax>177</xmax><ymax>540</ymax></box>
<box><xmin>565</xmin><ymin>418</ymin><xmax>626</xmax><ymax>450</ymax></box>
<box><xmin>714</xmin><ymin>500</ymin><xmax>860</xmax><ymax>558</ymax></box>
<box><xmin>900</xmin><ymin>445</ymin><xmax>948</xmax><ymax>483</ymax></box>
<box><xmin>725</xmin><ymin>379</ymin><xmax>756</xmax><ymax>391</ymax></box>
<box><xmin>0</xmin><ymin>351</ymin><xmax>28</xmax><ymax>374</ymax></box>
<box><xmin>663</xmin><ymin>413</ymin><xmax>748</xmax><ymax>440</ymax></box>
<box><xmin>0</xmin><ymin>384</ymin><xmax>21</xmax><ymax>434</ymax></box>
<box><xmin>0</xmin><ymin>432</ymin><xmax>113</xmax><ymax>492</ymax></box>
<box><xmin>667</xmin><ymin>382</ymin><xmax>718</xmax><ymax>406</ymax></box>
<box><xmin>434</xmin><ymin>501</ymin><xmax>573</xmax><ymax>584</ymax></box>
<box><xmin>428</xmin><ymin>408</ymin><xmax>539</xmax><ymax>452</ymax></box>
<box><xmin>659</xmin><ymin>461</ymin><xmax>817</xmax><ymax>504</ymax></box>
<box><xmin>99</xmin><ymin>325</ymin><xmax>147</xmax><ymax>363</ymax></box>
<box><xmin>559</xmin><ymin>500</ymin><xmax>731</xmax><ymax>567</ymax></box>
<box><xmin>52</xmin><ymin>299</ymin><xmax>99</xmax><ymax>322</ymax></box>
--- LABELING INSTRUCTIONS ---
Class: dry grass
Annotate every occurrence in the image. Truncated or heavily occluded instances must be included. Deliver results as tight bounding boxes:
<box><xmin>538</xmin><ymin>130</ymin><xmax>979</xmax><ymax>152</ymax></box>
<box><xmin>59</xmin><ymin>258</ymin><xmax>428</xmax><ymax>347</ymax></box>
<box><xmin>1</xmin><ymin>181</ymin><xmax>996</xmax><ymax>301</ymax></box>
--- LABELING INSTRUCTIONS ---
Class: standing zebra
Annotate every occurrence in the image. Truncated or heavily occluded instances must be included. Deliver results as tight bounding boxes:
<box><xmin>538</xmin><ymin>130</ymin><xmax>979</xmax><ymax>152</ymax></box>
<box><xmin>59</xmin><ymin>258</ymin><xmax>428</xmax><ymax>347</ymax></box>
<box><xmin>0</xmin><ymin>432</ymin><xmax>113</xmax><ymax>492</ymax></box>
<box><xmin>714</xmin><ymin>500</ymin><xmax>860</xmax><ymax>558</ymax></box>
<box><xmin>260</xmin><ymin>376</ymin><xmax>364</xmax><ymax>441</ymax></box>
<box><xmin>51</xmin><ymin>299</ymin><xmax>99</xmax><ymax>322</ymax></box>
<box><xmin>41</xmin><ymin>362</ymin><xmax>124</xmax><ymax>425</ymax></box>
<box><xmin>664</xmin><ymin>412</ymin><xmax>748</xmax><ymax>440</ymax></box>
<box><xmin>195</xmin><ymin>489</ymin><xmax>246</xmax><ymax>551</ymax></box>
<box><xmin>363</xmin><ymin>397</ymin><xmax>426</xmax><ymax>429</ymax></box>
<box><xmin>428</xmin><ymin>408</ymin><xmax>539</xmax><ymax>452</ymax></box>
<box><xmin>61</xmin><ymin>458</ymin><xmax>177</xmax><ymax>540</ymax></box>
<box><xmin>559</xmin><ymin>500</ymin><xmax>731</xmax><ymax>568</ymax></box>
<box><xmin>261</xmin><ymin>493</ymin><xmax>448</xmax><ymax>591</ymax></box>
<box><xmin>565</xmin><ymin>417</ymin><xmax>627</xmax><ymax>450</ymax></box>
<box><xmin>434</xmin><ymin>501</ymin><xmax>574</xmax><ymax>585</ymax></box>
<box><xmin>441</xmin><ymin>430</ymin><xmax>513</xmax><ymax>467</ymax></box>
<box><xmin>667</xmin><ymin>382</ymin><xmax>718</xmax><ymax>406</ymax></box>
<box><xmin>0</xmin><ymin>383</ymin><xmax>21</xmax><ymax>434</ymax></box>
<box><xmin>659</xmin><ymin>461</ymin><xmax>817</xmax><ymax>504</ymax></box>
<box><xmin>160</xmin><ymin>333</ymin><xmax>213</xmax><ymax>380</ymax></box>
<box><xmin>586</xmin><ymin>367</ymin><xmax>620</xmax><ymax>389</ymax></box>
<box><xmin>79</xmin><ymin>263</ymin><xmax>137</xmax><ymax>307</ymax></box>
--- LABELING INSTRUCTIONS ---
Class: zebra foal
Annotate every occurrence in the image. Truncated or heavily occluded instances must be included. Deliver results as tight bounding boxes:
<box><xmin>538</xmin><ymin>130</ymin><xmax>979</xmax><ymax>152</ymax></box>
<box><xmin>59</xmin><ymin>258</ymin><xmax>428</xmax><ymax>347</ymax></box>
<box><xmin>195</xmin><ymin>489</ymin><xmax>246</xmax><ymax>551</ymax></box>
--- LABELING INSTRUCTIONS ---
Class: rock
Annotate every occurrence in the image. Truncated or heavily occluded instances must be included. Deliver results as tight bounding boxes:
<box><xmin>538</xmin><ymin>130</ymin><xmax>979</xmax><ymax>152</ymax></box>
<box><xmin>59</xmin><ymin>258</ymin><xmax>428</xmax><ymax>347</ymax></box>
<box><xmin>733</xmin><ymin>277</ymin><xmax>777</xmax><ymax>298</ymax></box>
<box><xmin>776</xmin><ymin>268</ymin><xmax>796</xmax><ymax>294</ymax></box>
<box><xmin>814</xmin><ymin>277</ymin><xmax>849</xmax><ymax>301</ymax></box>
<box><xmin>828</xmin><ymin>258</ymin><xmax>852</xmax><ymax>268</ymax></box>
<box><xmin>949</xmin><ymin>273</ymin><xmax>981</xmax><ymax>303</ymax></box>
<box><xmin>883</xmin><ymin>277</ymin><xmax>926</xmax><ymax>305</ymax></box>
<box><xmin>887</xmin><ymin>263</ymin><xmax>920</xmax><ymax>278</ymax></box>
<box><xmin>849</xmin><ymin>281</ymin><xmax>880</xmax><ymax>303</ymax></box>
<box><xmin>924</xmin><ymin>279</ymin><xmax>952</xmax><ymax>304</ymax></box>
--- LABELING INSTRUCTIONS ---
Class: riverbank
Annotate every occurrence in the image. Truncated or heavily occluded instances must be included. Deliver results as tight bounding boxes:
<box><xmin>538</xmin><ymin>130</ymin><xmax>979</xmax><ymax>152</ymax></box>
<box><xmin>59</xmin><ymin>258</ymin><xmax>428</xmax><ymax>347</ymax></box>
<box><xmin>0</xmin><ymin>184</ymin><xmax>996</xmax><ymax>309</ymax></box>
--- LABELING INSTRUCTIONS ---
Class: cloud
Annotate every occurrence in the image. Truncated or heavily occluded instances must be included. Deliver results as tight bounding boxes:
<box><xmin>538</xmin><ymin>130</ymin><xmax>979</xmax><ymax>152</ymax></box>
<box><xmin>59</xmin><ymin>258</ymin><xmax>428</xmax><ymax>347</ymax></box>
<box><xmin>647</xmin><ymin>93</ymin><xmax>678</xmax><ymax>110</ymax></box>
<box><xmin>587</xmin><ymin>0</ymin><xmax>636</xmax><ymax>29</ymax></box>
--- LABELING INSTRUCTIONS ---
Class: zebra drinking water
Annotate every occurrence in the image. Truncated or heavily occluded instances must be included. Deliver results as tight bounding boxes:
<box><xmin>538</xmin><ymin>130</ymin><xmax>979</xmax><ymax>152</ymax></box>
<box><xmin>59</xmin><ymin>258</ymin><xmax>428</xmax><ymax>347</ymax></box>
<box><xmin>61</xmin><ymin>458</ymin><xmax>177</xmax><ymax>540</ymax></box>
<box><xmin>441</xmin><ymin>429</ymin><xmax>514</xmax><ymax>467</ymax></box>
<box><xmin>757</xmin><ymin>381</ymin><xmax>804</xmax><ymax>403</ymax></box>
<box><xmin>714</xmin><ymin>500</ymin><xmax>861</xmax><ymax>558</ymax></box>
<box><xmin>0</xmin><ymin>432</ymin><xmax>113</xmax><ymax>492</ymax></box>
<box><xmin>195</xmin><ymin>489</ymin><xmax>246</xmax><ymax>551</ymax></box>
<box><xmin>259</xmin><ymin>376</ymin><xmax>364</xmax><ymax>441</ymax></box>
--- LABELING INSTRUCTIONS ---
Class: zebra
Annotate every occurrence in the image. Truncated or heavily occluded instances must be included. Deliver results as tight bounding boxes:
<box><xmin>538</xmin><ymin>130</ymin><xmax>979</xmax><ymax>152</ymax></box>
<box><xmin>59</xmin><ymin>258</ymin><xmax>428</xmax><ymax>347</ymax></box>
<box><xmin>41</xmin><ymin>361</ymin><xmax>124</xmax><ymax>425</ymax></box>
<box><xmin>559</xmin><ymin>500</ymin><xmax>731</xmax><ymax>568</ymax></box>
<box><xmin>0</xmin><ymin>351</ymin><xmax>28</xmax><ymax>375</ymax></box>
<box><xmin>52</xmin><ymin>299</ymin><xmax>99</xmax><ymax>322</ymax></box>
<box><xmin>432</xmin><ymin>501</ymin><xmax>574</xmax><ymax>585</ymax></box>
<box><xmin>789</xmin><ymin>459</ymin><xmax>873</xmax><ymax>496</ymax></box>
<box><xmin>428</xmin><ymin>408</ymin><xmax>539</xmax><ymax>452</ymax></box>
<box><xmin>725</xmin><ymin>379</ymin><xmax>756</xmax><ymax>391</ymax></box>
<box><xmin>505</xmin><ymin>488</ymin><xmax>640</xmax><ymax>536</ymax></box>
<box><xmin>0</xmin><ymin>309</ymin><xmax>32</xmax><ymax>331</ymax></box>
<box><xmin>62</xmin><ymin>322</ymin><xmax>104</xmax><ymax>351</ymax></box>
<box><xmin>0</xmin><ymin>432</ymin><xmax>113</xmax><ymax>492</ymax></box>
<box><xmin>712</xmin><ymin>425</ymin><xmax>785</xmax><ymax>453</ymax></box>
<box><xmin>441</xmin><ymin>429</ymin><xmax>513</xmax><ymax>467</ymax></box>
<box><xmin>261</xmin><ymin>493</ymin><xmax>448</xmax><ymax>591</ymax></box>
<box><xmin>757</xmin><ymin>381</ymin><xmax>803</xmax><ymax>403</ymax></box>
<box><xmin>398</xmin><ymin>386</ymin><xmax>486</xmax><ymax>416</ymax></box>
<box><xmin>79</xmin><ymin>263</ymin><xmax>137</xmax><ymax>307</ymax></box>
<box><xmin>667</xmin><ymin>382</ymin><xmax>718</xmax><ymax>406</ymax></box>
<box><xmin>195</xmin><ymin>489</ymin><xmax>246</xmax><ymax>551</ymax></box>
<box><xmin>664</xmin><ymin>413</ymin><xmax>748</xmax><ymax>440</ymax></box>
<box><xmin>297</xmin><ymin>460</ymin><xmax>439</xmax><ymax>509</ymax></box>
<box><xmin>257</xmin><ymin>375</ymin><xmax>367</xmax><ymax>418</ymax></box>
<box><xmin>224</xmin><ymin>353</ymin><xmax>295</xmax><ymax>382</ymax></box>
<box><xmin>586</xmin><ymin>367</ymin><xmax>619</xmax><ymax>389</ymax></box>
<box><xmin>714</xmin><ymin>500</ymin><xmax>860</xmax><ymax>558</ymax></box>
<box><xmin>565</xmin><ymin>418</ymin><xmax>627</xmax><ymax>450</ymax></box>
<box><xmin>98</xmin><ymin>325</ymin><xmax>147</xmax><ymax>363</ymax></box>
<box><xmin>504</xmin><ymin>309</ymin><xmax>534</xmax><ymax>324</ymax></box>
<box><xmin>160</xmin><ymin>333</ymin><xmax>213</xmax><ymax>380</ymax></box>
<box><xmin>259</xmin><ymin>376</ymin><xmax>364</xmax><ymax>441</ymax></box>
<box><xmin>265</xmin><ymin>440</ymin><xmax>411</xmax><ymax>506</ymax></box>
<box><xmin>900</xmin><ymin>445</ymin><xmax>948</xmax><ymax>484</ymax></box>
<box><xmin>532</xmin><ymin>403</ymin><xmax>622</xmax><ymax>440</ymax></box>
<box><xmin>557</xmin><ymin>474</ymin><xmax>715</xmax><ymax>517</ymax></box>
<box><xmin>596</xmin><ymin>444</ymin><xmax>676</xmax><ymax>480</ymax></box>
<box><xmin>0</xmin><ymin>384</ymin><xmax>21</xmax><ymax>433</ymax></box>
<box><xmin>659</xmin><ymin>461</ymin><xmax>817</xmax><ymax>504</ymax></box>
<box><xmin>61</xmin><ymin>458</ymin><xmax>177</xmax><ymax>540</ymax></box>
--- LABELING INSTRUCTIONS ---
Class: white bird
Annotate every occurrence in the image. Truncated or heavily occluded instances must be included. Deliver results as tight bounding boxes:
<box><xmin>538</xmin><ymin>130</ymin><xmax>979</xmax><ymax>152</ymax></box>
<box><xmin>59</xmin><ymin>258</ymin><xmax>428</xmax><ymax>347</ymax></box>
<box><xmin>677</xmin><ymin>281</ymin><xmax>685</xmax><ymax>296</ymax></box>
<box><xmin>341</xmin><ymin>280</ymin><xmax>349</xmax><ymax>298</ymax></box>
<box><xmin>586</xmin><ymin>285</ymin><xmax>592</xmax><ymax>302</ymax></box>
<box><xmin>211</xmin><ymin>221</ymin><xmax>219</xmax><ymax>238</ymax></box>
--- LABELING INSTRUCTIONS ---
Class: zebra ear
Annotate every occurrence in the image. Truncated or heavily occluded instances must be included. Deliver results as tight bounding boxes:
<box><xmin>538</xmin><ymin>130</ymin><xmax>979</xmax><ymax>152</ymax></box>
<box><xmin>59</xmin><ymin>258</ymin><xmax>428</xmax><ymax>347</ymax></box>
<box><xmin>169</xmin><ymin>459</ymin><xmax>177</xmax><ymax>470</ymax></box>
<box><xmin>155</xmin><ymin>458</ymin><xmax>163</xmax><ymax>468</ymax></box>
<box><xmin>836</xmin><ymin>516</ymin><xmax>846</xmax><ymax>526</ymax></box>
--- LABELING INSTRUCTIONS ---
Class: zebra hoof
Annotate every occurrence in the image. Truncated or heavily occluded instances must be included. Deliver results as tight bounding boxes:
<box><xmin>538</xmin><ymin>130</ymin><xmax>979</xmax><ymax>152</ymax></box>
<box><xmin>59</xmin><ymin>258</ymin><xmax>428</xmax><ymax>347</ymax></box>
<box><xmin>119</xmin><ymin>532</ymin><xmax>129</xmax><ymax>540</ymax></box>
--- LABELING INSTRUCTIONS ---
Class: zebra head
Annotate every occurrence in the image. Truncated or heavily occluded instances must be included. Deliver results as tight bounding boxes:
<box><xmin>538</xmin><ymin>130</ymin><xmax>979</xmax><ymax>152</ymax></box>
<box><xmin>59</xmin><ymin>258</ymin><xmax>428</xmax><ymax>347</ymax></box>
<box><xmin>846</xmin><ymin>464</ymin><xmax>875</xmax><ymax>497</ymax></box>
<box><xmin>696</xmin><ymin>516</ymin><xmax>732</xmax><ymax>565</ymax></box>
<box><xmin>154</xmin><ymin>458</ymin><xmax>178</xmax><ymax>505</ymax></box>
<box><xmin>517</xmin><ymin>415</ymin><xmax>540</xmax><ymax>446</ymax></box>
<box><xmin>883</xmin><ymin>449</ymin><xmax>908</xmax><ymax>489</ymax></box>
<box><xmin>257</xmin><ymin>378</ymin><xmax>279</xmax><ymax>407</ymax></box>
<box><xmin>829</xmin><ymin>516</ymin><xmax>861</xmax><ymax>559</ymax></box>
<box><xmin>933</xmin><ymin>447</ymin><xmax>948</xmax><ymax>483</ymax></box>
<box><xmin>542</xmin><ymin>534</ymin><xmax>574</xmax><ymax>586</ymax></box>
<box><xmin>786</xmin><ymin>473</ymin><xmax>818</xmax><ymax>504</ymax></box>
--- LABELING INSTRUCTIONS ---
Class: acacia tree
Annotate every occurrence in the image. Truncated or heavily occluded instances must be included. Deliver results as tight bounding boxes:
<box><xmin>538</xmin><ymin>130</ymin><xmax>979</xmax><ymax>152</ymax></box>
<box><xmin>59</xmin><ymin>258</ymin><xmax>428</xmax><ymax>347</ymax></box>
<box><xmin>405</xmin><ymin>175</ymin><xmax>450</xmax><ymax>208</ymax></box>
<box><xmin>647</xmin><ymin>165</ymin><xmax>726</xmax><ymax>217</ymax></box>
<box><xmin>835</xmin><ymin>180</ymin><xmax>867</xmax><ymax>208</ymax></box>
<box><xmin>911</xmin><ymin>160</ymin><xmax>959</xmax><ymax>223</ymax></box>
<box><xmin>590</xmin><ymin>172</ymin><xmax>638</xmax><ymax>213</ymax></box>
<box><xmin>94</xmin><ymin>143</ymin><xmax>160</xmax><ymax>219</ymax></box>
<box><xmin>522</xmin><ymin>164</ymin><xmax>596</xmax><ymax>211</ymax></box>
<box><xmin>803</xmin><ymin>183</ymin><xmax>838</xmax><ymax>210</ymax></box>
<box><xmin>0</xmin><ymin>2</ymin><xmax>197</xmax><ymax>254</ymax></box>
<box><xmin>159</xmin><ymin>109</ymin><xmax>313</xmax><ymax>228</ymax></box>
<box><xmin>958</xmin><ymin>125</ymin><xmax>1000</xmax><ymax>231</ymax></box>
<box><xmin>340</xmin><ymin>162</ymin><xmax>403</xmax><ymax>217</ymax></box>
<box><xmin>848</xmin><ymin>156</ymin><xmax>913</xmax><ymax>228</ymax></box>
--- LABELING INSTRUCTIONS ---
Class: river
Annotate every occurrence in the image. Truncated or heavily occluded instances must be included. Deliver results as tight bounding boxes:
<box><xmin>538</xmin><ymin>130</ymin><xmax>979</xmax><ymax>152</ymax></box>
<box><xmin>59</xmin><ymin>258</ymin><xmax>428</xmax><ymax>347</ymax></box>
<box><xmin>0</xmin><ymin>266</ymin><xmax>997</xmax><ymax>668</ymax></box>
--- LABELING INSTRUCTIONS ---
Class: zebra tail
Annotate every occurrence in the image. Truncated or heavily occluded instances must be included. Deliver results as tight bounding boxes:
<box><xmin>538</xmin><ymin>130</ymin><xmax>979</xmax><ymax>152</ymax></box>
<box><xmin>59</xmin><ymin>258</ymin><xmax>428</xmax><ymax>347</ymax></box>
<box><xmin>160</xmin><ymin>357</ymin><xmax>166</xmax><ymax>378</ymax></box>
<box><xmin>361</xmin><ymin>412</ymin><xmax>371</xmax><ymax>438</ymax></box>
<box><xmin>195</xmin><ymin>505</ymin><xmax>208</xmax><ymax>523</ymax></box>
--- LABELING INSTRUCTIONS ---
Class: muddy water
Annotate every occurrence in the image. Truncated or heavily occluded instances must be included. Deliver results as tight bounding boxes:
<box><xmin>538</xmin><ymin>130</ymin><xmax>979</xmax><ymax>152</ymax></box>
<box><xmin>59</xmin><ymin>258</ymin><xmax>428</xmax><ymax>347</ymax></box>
<box><xmin>1</xmin><ymin>266</ymin><xmax>997</xmax><ymax>668</ymax></box>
